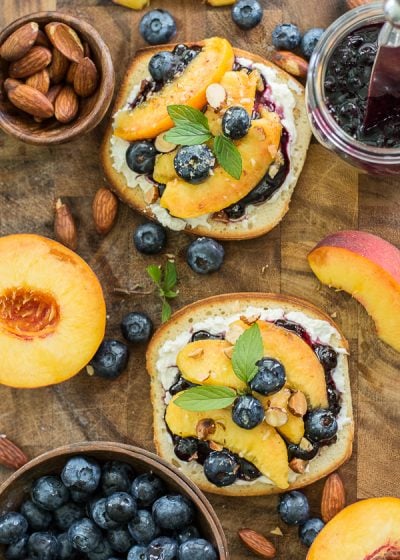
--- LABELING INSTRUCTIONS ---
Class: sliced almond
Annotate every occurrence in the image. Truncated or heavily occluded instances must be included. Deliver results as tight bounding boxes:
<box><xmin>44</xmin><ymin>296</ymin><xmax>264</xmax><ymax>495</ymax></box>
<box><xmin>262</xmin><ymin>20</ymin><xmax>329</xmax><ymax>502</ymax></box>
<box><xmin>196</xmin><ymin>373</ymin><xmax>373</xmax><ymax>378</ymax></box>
<box><xmin>226</xmin><ymin>323</ymin><xmax>245</xmax><ymax>345</ymax></box>
<box><xmin>212</xmin><ymin>210</ymin><xmax>229</xmax><ymax>223</ymax></box>
<box><xmin>223</xmin><ymin>346</ymin><xmax>234</xmax><ymax>359</ymax></box>
<box><xmin>9</xmin><ymin>46</ymin><xmax>52</xmax><ymax>79</ymax></box>
<box><xmin>45</xmin><ymin>22</ymin><xmax>84</xmax><ymax>63</ymax></box>
<box><xmin>54</xmin><ymin>85</ymin><xmax>78</xmax><ymax>123</ymax></box>
<box><xmin>26</xmin><ymin>69</ymin><xmax>50</xmax><ymax>94</ymax></box>
<box><xmin>267</xmin><ymin>387</ymin><xmax>291</xmax><ymax>409</ymax></box>
<box><xmin>0</xmin><ymin>22</ymin><xmax>39</xmax><ymax>61</ymax></box>
<box><xmin>5</xmin><ymin>79</ymin><xmax>54</xmax><ymax>119</ymax></box>
<box><xmin>144</xmin><ymin>186</ymin><xmax>159</xmax><ymax>205</ymax></box>
<box><xmin>298</xmin><ymin>437</ymin><xmax>314</xmax><ymax>453</ymax></box>
<box><xmin>188</xmin><ymin>348</ymin><xmax>204</xmax><ymax>359</ymax></box>
<box><xmin>73</xmin><ymin>56</ymin><xmax>98</xmax><ymax>97</ymax></box>
<box><xmin>265</xmin><ymin>407</ymin><xmax>288</xmax><ymax>427</ymax></box>
<box><xmin>288</xmin><ymin>391</ymin><xmax>308</xmax><ymax>417</ymax></box>
<box><xmin>196</xmin><ymin>418</ymin><xmax>216</xmax><ymax>440</ymax></box>
<box><xmin>154</xmin><ymin>132</ymin><xmax>176</xmax><ymax>153</ymax></box>
<box><xmin>206</xmin><ymin>83</ymin><xmax>226</xmax><ymax>109</ymax></box>
<box><xmin>209</xmin><ymin>441</ymin><xmax>223</xmax><ymax>451</ymax></box>
<box><xmin>253</xmin><ymin>69</ymin><xmax>265</xmax><ymax>92</ymax></box>
<box><xmin>48</xmin><ymin>47</ymin><xmax>69</xmax><ymax>83</ymax></box>
<box><xmin>270</xmin><ymin>527</ymin><xmax>283</xmax><ymax>537</ymax></box>
<box><xmin>240</xmin><ymin>314</ymin><xmax>260</xmax><ymax>326</ymax></box>
<box><xmin>289</xmin><ymin>457</ymin><xmax>308</xmax><ymax>474</ymax></box>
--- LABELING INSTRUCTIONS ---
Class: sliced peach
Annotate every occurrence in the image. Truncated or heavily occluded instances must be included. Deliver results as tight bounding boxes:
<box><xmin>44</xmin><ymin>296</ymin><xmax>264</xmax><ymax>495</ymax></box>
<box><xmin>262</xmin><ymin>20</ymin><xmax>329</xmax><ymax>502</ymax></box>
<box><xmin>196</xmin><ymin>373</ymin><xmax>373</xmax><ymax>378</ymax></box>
<box><xmin>307</xmin><ymin>497</ymin><xmax>400</xmax><ymax>560</ymax></box>
<box><xmin>160</xmin><ymin>111</ymin><xmax>282</xmax><ymax>218</ymax></box>
<box><xmin>308</xmin><ymin>230</ymin><xmax>400</xmax><ymax>352</ymax></box>
<box><xmin>114</xmin><ymin>37</ymin><xmax>235</xmax><ymax>141</ymax></box>
<box><xmin>0</xmin><ymin>234</ymin><xmax>106</xmax><ymax>388</ymax></box>
<box><xmin>166</xmin><ymin>395</ymin><xmax>289</xmax><ymax>489</ymax></box>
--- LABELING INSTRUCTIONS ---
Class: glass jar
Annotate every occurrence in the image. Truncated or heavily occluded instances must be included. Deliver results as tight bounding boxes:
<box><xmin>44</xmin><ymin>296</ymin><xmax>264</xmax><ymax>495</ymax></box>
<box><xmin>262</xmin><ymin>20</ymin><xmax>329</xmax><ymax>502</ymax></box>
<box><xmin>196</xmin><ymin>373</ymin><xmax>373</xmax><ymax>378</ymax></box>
<box><xmin>306</xmin><ymin>2</ymin><xmax>400</xmax><ymax>175</ymax></box>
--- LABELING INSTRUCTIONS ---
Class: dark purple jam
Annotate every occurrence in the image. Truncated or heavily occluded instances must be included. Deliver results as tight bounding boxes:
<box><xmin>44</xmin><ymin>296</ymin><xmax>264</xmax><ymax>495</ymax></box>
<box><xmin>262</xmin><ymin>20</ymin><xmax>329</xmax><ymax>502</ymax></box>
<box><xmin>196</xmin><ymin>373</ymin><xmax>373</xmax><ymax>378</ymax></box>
<box><xmin>190</xmin><ymin>330</ymin><xmax>224</xmax><ymax>342</ymax></box>
<box><xmin>325</xmin><ymin>24</ymin><xmax>400</xmax><ymax>148</ymax></box>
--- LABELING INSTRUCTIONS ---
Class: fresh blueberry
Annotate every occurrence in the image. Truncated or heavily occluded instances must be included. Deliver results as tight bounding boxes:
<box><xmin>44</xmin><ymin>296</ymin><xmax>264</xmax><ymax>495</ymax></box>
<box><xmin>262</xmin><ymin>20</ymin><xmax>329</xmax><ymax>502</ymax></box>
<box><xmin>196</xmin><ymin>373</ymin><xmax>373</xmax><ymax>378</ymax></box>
<box><xmin>105</xmin><ymin>492</ymin><xmax>137</xmax><ymax>523</ymax></box>
<box><xmin>305</xmin><ymin>409</ymin><xmax>338</xmax><ymax>443</ymax></box>
<box><xmin>128</xmin><ymin>509</ymin><xmax>159</xmax><ymax>544</ymax></box>
<box><xmin>133</xmin><ymin>222</ymin><xmax>167</xmax><ymax>255</ymax></box>
<box><xmin>186</xmin><ymin>238</ymin><xmax>224</xmax><ymax>275</ymax></box>
<box><xmin>237</xmin><ymin>457</ymin><xmax>261</xmax><ymax>481</ymax></box>
<box><xmin>232</xmin><ymin>0</ymin><xmax>263</xmax><ymax>30</ymax></box>
<box><xmin>87</xmin><ymin>539</ymin><xmax>114</xmax><ymax>560</ymax></box>
<box><xmin>68</xmin><ymin>518</ymin><xmax>102</xmax><ymax>553</ymax></box>
<box><xmin>107</xmin><ymin>526</ymin><xmax>135</xmax><ymax>553</ymax></box>
<box><xmin>54</xmin><ymin>502</ymin><xmax>84</xmax><ymax>531</ymax></box>
<box><xmin>249</xmin><ymin>357</ymin><xmax>286</xmax><ymax>396</ymax></box>
<box><xmin>131</xmin><ymin>473</ymin><xmax>166</xmax><ymax>508</ymax></box>
<box><xmin>313</xmin><ymin>344</ymin><xmax>338</xmax><ymax>372</ymax></box>
<box><xmin>70</xmin><ymin>488</ymin><xmax>92</xmax><ymax>504</ymax></box>
<box><xmin>301</xmin><ymin>28</ymin><xmax>324</xmax><ymax>58</ymax></box>
<box><xmin>148</xmin><ymin>536</ymin><xmax>178</xmax><ymax>560</ymax></box>
<box><xmin>101</xmin><ymin>460</ymin><xmax>135</xmax><ymax>496</ymax></box>
<box><xmin>178</xmin><ymin>538</ymin><xmax>218</xmax><ymax>560</ymax></box>
<box><xmin>174</xmin><ymin>145</ymin><xmax>215</xmax><ymax>184</ymax></box>
<box><xmin>299</xmin><ymin>518</ymin><xmax>325</xmax><ymax>547</ymax></box>
<box><xmin>149</xmin><ymin>51</ymin><xmax>176</xmax><ymax>82</ymax></box>
<box><xmin>20</xmin><ymin>500</ymin><xmax>52</xmax><ymax>531</ymax></box>
<box><xmin>89</xmin><ymin>497</ymin><xmax>119</xmax><ymax>530</ymax></box>
<box><xmin>173</xmin><ymin>44</ymin><xmax>199</xmax><ymax>66</ymax></box>
<box><xmin>126</xmin><ymin>141</ymin><xmax>157</xmax><ymax>174</ymax></box>
<box><xmin>232</xmin><ymin>395</ymin><xmax>264</xmax><ymax>429</ymax></box>
<box><xmin>31</xmin><ymin>476</ymin><xmax>69</xmax><ymax>511</ymax></box>
<box><xmin>121</xmin><ymin>312</ymin><xmax>153</xmax><ymax>344</ymax></box>
<box><xmin>197</xmin><ymin>441</ymin><xmax>213</xmax><ymax>464</ymax></box>
<box><xmin>278</xmin><ymin>491</ymin><xmax>310</xmax><ymax>525</ymax></box>
<box><xmin>224</xmin><ymin>202</ymin><xmax>246</xmax><ymax>220</ymax></box>
<box><xmin>222</xmin><ymin>106</ymin><xmax>250</xmax><ymax>139</ymax></box>
<box><xmin>174</xmin><ymin>437</ymin><xmax>198</xmax><ymax>462</ymax></box>
<box><xmin>139</xmin><ymin>9</ymin><xmax>176</xmax><ymax>45</ymax></box>
<box><xmin>169</xmin><ymin>376</ymin><xmax>195</xmax><ymax>395</ymax></box>
<box><xmin>176</xmin><ymin>525</ymin><xmax>200</xmax><ymax>544</ymax></box>
<box><xmin>128</xmin><ymin>545</ymin><xmax>148</xmax><ymax>560</ymax></box>
<box><xmin>203</xmin><ymin>451</ymin><xmax>239</xmax><ymax>487</ymax></box>
<box><xmin>89</xmin><ymin>339</ymin><xmax>129</xmax><ymax>379</ymax></box>
<box><xmin>272</xmin><ymin>23</ymin><xmax>301</xmax><ymax>50</ymax></box>
<box><xmin>152</xmin><ymin>495</ymin><xmax>194</xmax><ymax>531</ymax></box>
<box><xmin>5</xmin><ymin>535</ymin><xmax>28</xmax><ymax>560</ymax></box>
<box><xmin>61</xmin><ymin>456</ymin><xmax>101</xmax><ymax>493</ymax></box>
<box><xmin>288</xmin><ymin>439</ymin><xmax>319</xmax><ymax>461</ymax></box>
<box><xmin>57</xmin><ymin>533</ymin><xmax>78</xmax><ymax>560</ymax></box>
<box><xmin>27</xmin><ymin>532</ymin><xmax>59</xmax><ymax>560</ymax></box>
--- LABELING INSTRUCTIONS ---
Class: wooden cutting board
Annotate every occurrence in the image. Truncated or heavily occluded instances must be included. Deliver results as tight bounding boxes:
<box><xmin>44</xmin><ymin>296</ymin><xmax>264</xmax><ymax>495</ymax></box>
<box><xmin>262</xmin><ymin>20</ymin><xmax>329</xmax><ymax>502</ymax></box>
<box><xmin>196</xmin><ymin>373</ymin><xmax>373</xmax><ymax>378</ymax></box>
<box><xmin>0</xmin><ymin>1</ymin><xmax>399</xmax><ymax>558</ymax></box>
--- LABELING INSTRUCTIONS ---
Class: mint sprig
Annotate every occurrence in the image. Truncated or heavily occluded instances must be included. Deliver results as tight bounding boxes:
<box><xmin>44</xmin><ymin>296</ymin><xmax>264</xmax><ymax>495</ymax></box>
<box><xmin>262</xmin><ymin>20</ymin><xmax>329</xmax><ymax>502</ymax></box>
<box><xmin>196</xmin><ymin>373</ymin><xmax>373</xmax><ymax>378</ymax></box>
<box><xmin>164</xmin><ymin>104</ymin><xmax>243</xmax><ymax>180</ymax></box>
<box><xmin>147</xmin><ymin>260</ymin><xmax>178</xmax><ymax>323</ymax></box>
<box><xmin>231</xmin><ymin>323</ymin><xmax>264</xmax><ymax>383</ymax></box>
<box><xmin>174</xmin><ymin>386</ymin><xmax>236</xmax><ymax>412</ymax></box>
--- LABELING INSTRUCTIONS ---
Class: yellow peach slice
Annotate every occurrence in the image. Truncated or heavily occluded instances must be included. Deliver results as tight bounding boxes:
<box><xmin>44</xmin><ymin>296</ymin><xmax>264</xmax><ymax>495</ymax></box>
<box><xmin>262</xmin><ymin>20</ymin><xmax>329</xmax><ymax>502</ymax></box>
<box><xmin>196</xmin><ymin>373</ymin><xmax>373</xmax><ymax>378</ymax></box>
<box><xmin>0</xmin><ymin>234</ymin><xmax>106</xmax><ymax>388</ymax></box>
<box><xmin>114</xmin><ymin>37</ymin><xmax>235</xmax><ymax>141</ymax></box>
<box><xmin>307</xmin><ymin>497</ymin><xmax>400</xmax><ymax>560</ymax></box>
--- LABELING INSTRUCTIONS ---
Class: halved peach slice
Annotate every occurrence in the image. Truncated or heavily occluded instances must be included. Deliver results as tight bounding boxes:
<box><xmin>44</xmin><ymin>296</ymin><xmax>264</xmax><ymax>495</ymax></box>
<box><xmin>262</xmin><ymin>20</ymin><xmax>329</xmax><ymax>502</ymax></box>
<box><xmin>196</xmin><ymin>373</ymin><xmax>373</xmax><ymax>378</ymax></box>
<box><xmin>0</xmin><ymin>234</ymin><xmax>106</xmax><ymax>388</ymax></box>
<box><xmin>308</xmin><ymin>230</ymin><xmax>400</xmax><ymax>352</ymax></box>
<box><xmin>307</xmin><ymin>497</ymin><xmax>400</xmax><ymax>560</ymax></box>
<box><xmin>166</xmin><ymin>395</ymin><xmax>289</xmax><ymax>489</ymax></box>
<box><xmin>114</xmin><ymin>37</ymin><xmax>235</xmax><ymax>141</ymax></box>
<box><xmin>160</xmin><ymin>111</ymin><xmax>282</xmax><ymax>218</ymax></box>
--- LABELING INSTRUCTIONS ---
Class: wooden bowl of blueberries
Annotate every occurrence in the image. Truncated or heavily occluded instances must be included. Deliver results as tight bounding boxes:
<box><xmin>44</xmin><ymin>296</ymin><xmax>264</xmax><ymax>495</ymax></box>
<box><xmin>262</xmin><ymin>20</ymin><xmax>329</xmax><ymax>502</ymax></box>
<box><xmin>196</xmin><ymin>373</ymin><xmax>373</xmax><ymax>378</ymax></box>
<box><xmin>0</xmin><ymin>442</ymin><xmax>228</xmax><ymax>559</ymax></box>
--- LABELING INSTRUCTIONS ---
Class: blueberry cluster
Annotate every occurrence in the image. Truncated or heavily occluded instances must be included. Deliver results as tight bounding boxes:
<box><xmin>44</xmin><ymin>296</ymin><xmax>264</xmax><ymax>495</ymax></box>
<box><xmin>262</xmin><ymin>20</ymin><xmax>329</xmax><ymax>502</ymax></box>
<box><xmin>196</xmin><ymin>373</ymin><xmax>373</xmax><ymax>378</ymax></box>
<box><xmin>0</xmin><ymin>456</ymin><xmax>218</xmax><ymax>560</ymax></box>
<box><xmin>148</xmin><ymin>45</ymin><xmax>200</xmax><ymax>85</ymax></box>
<box><xmin>272</xmin><ymin>23</ymin><xmax>324</xmax><ymax>59</ymax></box>
<box><xmin>278</xmin><ymin>491</ymin><xmax>325</xmax><ymax>547</ymax></box>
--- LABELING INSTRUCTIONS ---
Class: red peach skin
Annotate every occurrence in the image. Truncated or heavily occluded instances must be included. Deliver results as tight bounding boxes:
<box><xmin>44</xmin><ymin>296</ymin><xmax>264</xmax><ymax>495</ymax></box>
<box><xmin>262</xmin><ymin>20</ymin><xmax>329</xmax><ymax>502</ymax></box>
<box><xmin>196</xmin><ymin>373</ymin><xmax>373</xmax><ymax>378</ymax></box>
<box><xmin>308</xmin><ymin>230</ymin><xmax>400</xmax><ymax>352</ymax></box>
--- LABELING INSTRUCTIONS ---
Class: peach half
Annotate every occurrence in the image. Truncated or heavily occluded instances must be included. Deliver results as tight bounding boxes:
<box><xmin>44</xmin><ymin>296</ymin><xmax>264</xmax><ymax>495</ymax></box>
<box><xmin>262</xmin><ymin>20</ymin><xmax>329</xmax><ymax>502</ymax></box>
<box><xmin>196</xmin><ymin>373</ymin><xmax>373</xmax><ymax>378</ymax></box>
<box><xmin>307</xmin><ymin>497</ymin><xmax>400</xmax><ymax>559</ymax></box>
<box><xmin>0</xmin><ymin>234</ymin><xmax>106</xmax><ymax>388</ymax></box>
<box><xmin>308</xmin><ymin>230</ymin><xmax>400</xmax><ymax>352</ymax></box>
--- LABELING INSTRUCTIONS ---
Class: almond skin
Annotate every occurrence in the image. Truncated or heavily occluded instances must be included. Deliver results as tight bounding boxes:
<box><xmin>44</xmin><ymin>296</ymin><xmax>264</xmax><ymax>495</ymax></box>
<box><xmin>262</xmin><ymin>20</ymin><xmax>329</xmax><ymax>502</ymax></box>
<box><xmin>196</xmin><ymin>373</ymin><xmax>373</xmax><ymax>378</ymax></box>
<box><xmin>26</xmin><ymin>69</ymin><xmax>50</xmax><ymax>94</ymax></box>
<box><xmin>66</xmin><ymin>61</ymin><xmax>78</xmax><ymax>83</ymax></box>
<box><xmin>54</xmin><ymin>85</ymin><xmax>78</xmax><ymax>123</ymax></box>
<box><xmin>46</xmin><ymin>84</ymin><xmax>63</xmax><ymax>105</ymax></box>
<box><xmin>271</xmin><ymin>51</ymin><xmax>308</xmax><ymax>79</ymax></box>
<box><xmin>73</xmin><ymin>57</ymin><xmax>99</xmax><ymax>97</ymax></box>
<box><xmin>5</xmin><ymin>79</ymin><xmax>54</xmax><ymax>118</ymax></box>
<box><xmin>45</xmin><ymin>22</ymin><xmax>84</xmax><ymax>63</ymax></box>
<box><xmin>35</xmin><ymin>29</ymin><xmax>51</xmax><ymax>48</ymax></box>
<box><xmin>9</xmin><ymin>46</ymin><xmax>52</xmax><ymax>79</ymax></box>
<box><xmin>48</xmin><ymin>47</ymin><xmax>69</xmax><ymax>83</ymax></box>
<box><xmin>92</xmin><ymin>187</ymin><xmax>118</xmax><ymax>234</ymax></box>
<box><xmin>238</xmin><ymin>528</ymin><xmax>276</xmax><ymax>558</ymax></box>
<box><xmin>0</xmin><ymin>435</ymin><xmax>28</xmax><ymax>470</ymax></box>
<box><xmin>0</xmin><ymin>22</ymin><xmax>39</xmax><ymax>61</ymax></box>
<box><xmin>321</xmin><ymin>473</ymin><xmax>346</xmax><ymax>522</ymax></box>
<box><xmin>54</xmin><ymin>198</ymin><xmax>77</xmax><ymax>250</ymax></box>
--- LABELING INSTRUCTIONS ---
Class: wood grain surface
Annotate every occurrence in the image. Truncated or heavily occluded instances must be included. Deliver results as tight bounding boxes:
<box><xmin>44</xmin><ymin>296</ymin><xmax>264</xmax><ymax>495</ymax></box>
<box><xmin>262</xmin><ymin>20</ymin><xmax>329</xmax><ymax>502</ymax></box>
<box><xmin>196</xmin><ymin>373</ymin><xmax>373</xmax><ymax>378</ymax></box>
<box><xmin>0</xmin><ymin>1</ymin><xmax>399</xmax><ymax>558</ymax></box>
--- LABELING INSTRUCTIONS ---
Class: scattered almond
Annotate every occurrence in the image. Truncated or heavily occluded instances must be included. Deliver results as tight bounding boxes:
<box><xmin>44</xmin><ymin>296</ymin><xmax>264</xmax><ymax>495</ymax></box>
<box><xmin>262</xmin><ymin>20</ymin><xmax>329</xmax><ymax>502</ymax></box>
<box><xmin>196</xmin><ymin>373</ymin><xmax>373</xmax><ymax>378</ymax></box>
<box><xmin>0</xmin><ymin>435</ymin><xmax>28</xmax><ymax>470</ymax></box>
<box><xmin>196</xmin><ymin>418</ymin><xmax>216</xmax><ymax>440</ymax></box>
<box><xmin>206</xmin><ymin>83</ymin><xmax>226</xmax><ymax>109</ymax></box>
<box><xmin>271</xmin><ymin>51</ymin><xmax>308</xmax><ymax>79</ymax></box>
<box><xmin>0</xmin><ymin>22</ymin><xmax>39</xmax><ymax>61</ymax></box>
<box><xmin>226</xmin><ymin>323</ymin><xmax>245</xmax><ymax>344</ymax></box>
<box><xmin>46</xmin><ymin>84</ymin><xmax>63</xmax><ymax>105</ymax></box>
<box><xmin>92</xmin><ymin>187</ymin><xmax>118</xmax><ymax>235</ymax></box>
<box><xmin>270</xmin><ymin>527</ymin><xmax>283</xmax><ymax>537</ymax></box>
<box><xmin>265</xmin><ymin>407</ymin><xmax>288</xmax><ymax>427</ymax></box>
<box><xmin>54</xmin><ymin>198</ymin><xmax>77</xmax><ymax>250</ymax></box>
<box><xmin>252</xmin><ymin>69</ymin><xmax>264</xmax><ymax>92</ymax></box>
<box><xmin>45</xmin><ymin>22</ymin><xmax>84</xmax><ymax>63</ymax></box>
<box><xmin>35</xmin><ymin>29</ymin><xmax>50</xmax><ymax>48</ymax></box>
<box><xmin>73</xmin><ymin>56</ymin><xmax>98</xmax><ymax>97</ymax></box>
<box><xmin>9</xmin><ymin>46</ymin><xmax>52</xmax><ymax>79</ymax></box>
<box><xmin>267</xmin><ymin>387</ymin><xmax>291</xmax><ymax>409</ymax></box>
<box><xmin>66</xmin><ymin>61</ymin><xmax>78</xmax><ymax>83</ymax></box>
<box><xmin>321</xmin><ymin>473</ymin><xmax>346</xmax><ymax>522</ymax></box>
<box><xmin>240</xmin><ymin>314</ymin><xmax>260</xmax><ymax>325</ymax></box>
<box><xmin>238</xmin><ymin>528</ymin><xmax>276</xmax><ymax>558</ymax></box>
<box><xmin>54</xmin><ymin>85</ymin><xmax>78</xmax><ymax>123</ymax></box>
<box><xmin>154</xmin><ymin>132</ymin><xmax>176</xmax><ymax>153</ymax></box>
<box><xmin>48</xmin><ymin>47</ymin><xmax>69</xmax><ymax>83</ymax></box>
<box><xmin>288</xmin><ymin>390</ymin><xmax>308</xmax><ymax>417</ymax></box>
<box><xmin>144</xmin><ymin>186</ymin><xmax>159</xmax><ymax>205</ymax></box>
<box><xmin>289</xmin><ymin>457</ymin><xmax>308</xmax><ymax>474</ymax></box>
<box><xmin>5</xmin><ymin>79</ymin><xmax>54</xmax><ymax>119</ymax></box>
<box><xmin>188</xmin><ymin>348</ymin><xmax>204</xmax><ymax>358</ymax></box>
<box><xmin>223</xmin><ymin>346</ymin><xmax>234</xmax><ymax>359</ymax></box>
<box><xmin>26</xmin><ymin>69</ymin><xmax>50</xmax><ymax>94</ymax></box>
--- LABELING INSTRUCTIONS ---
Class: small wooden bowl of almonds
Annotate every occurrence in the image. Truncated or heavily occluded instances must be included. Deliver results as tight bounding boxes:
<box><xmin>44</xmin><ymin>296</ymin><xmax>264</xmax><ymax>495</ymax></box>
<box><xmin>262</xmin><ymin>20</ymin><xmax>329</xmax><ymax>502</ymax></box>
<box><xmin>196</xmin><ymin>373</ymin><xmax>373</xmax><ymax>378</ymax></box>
<box><xmin>0</xmin><ymin>12</ymin><xmax>114</xmax><ymax>144</ymax></box>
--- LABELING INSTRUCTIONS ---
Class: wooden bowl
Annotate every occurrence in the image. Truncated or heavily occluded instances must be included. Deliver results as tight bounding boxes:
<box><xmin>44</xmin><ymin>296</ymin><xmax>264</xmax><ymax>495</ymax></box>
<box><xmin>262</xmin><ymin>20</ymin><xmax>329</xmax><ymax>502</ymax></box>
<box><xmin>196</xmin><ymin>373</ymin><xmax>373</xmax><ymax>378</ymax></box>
<box><xmin>0</xmin><ymin>441</ymin><xmax>229</xmax><ymax>558</ymax></box>
<box><xmin>0</xmin><ymin>12</ymin><xmax>115</xmax><ymax>145</ymax></box>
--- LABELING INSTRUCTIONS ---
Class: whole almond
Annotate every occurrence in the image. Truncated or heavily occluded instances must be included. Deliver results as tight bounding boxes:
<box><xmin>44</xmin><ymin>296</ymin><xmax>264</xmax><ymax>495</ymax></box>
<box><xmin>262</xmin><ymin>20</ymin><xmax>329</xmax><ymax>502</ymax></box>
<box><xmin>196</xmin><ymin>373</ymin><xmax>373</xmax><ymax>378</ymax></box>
<box><xmin>321</xmin><ymin>473</ymin><xmax>346</xmax><ymax>522</ymax></box>
<box><xmin>26</xmin><ymin>68</ymin><xmax>50</xmax><ymax>94</ymax></box>
<box><xmin>54</xmin><ymin>198</ymin><xmax>77</xmax><ymax>250</ymax></box>
<box><xmin>5</xmin><ymin>79</ymin><xmax>54</xmax><ymax>118</ymax></box>
<box><xmin>271</xmin><ymin>51</ymin><xmax>308</xmax><ymax>79</ymax></box>
<box><xmin>289</xmin><ymin>457</ymin><xmax>308</xmax><ymax>474</ymax></box>
<box><xmin>92</xmin><ymin>187</ymin><xmax>118</xmax><ymax>234</ymax></box>
<box><xmin>238</xmin><ymin>528</ymin><xmax>276</xmax><ymax>558</ymax></box>
<box><xmin>54</xmin><ymin>85</ymin><xmax>78</xmax><ymax>123</ymax></box>
<box><xmin>45</xmin><ymin>22</ymin><xmax>84</xmax><ymax>63</ymax></box>
<box><xmin>0</xmin><ymin>435</ymin><xmax>28</xmax><ymax>470</ymax></box>
<box><xmin>66</xmin><ymin>61</ymin><xmax>78</xmax><ymax>83</ymax></box>
<box><xmin>73</xmin><ymin>57</ymin><xmax>98</xmax><ymax>97</ymax></box>
<box><xmin>48</xmin><ymin>47</ymin><xmax>69</xmax><ymax>83</ymax></box>
<box><xmin>35</xmin><ymin>29</ymin><xmax>51</xmax><ymax>48</ymax></box>
<box><xmin>9</xmin><ymin>46</ymin><xmax>52</xmax><ymax>79</ymax></box>
<box><xmin>0</xmin><ymin>22</ymin><xmax>39</xmax><ymax>61</ymax></box>
<box><xmin>46</xmin><ymin>84</ymin><xmax>63</xmax><ymax>105</ymax></box>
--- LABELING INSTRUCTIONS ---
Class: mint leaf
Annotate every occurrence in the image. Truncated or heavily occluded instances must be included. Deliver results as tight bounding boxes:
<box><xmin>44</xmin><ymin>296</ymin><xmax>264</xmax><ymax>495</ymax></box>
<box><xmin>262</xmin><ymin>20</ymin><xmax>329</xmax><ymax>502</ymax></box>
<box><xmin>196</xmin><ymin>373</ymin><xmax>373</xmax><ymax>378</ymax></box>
<box><xmin>167</xmin><ymin>105</ymin><xmax>209</xmax><ymax>129</ymax></box>
<box><xmin>231</xmin><ymin>323</ymin><xmax>264</xmax><ymax>383</ymax></box>
<box><xmin>164</xmin><ymin>124</ymin><xmax>212</xmax><ymax>146</ymax></box>
<box><xmin>147</xmin><ymin>262</ymin><xmax>179</xmax><ymax>323</ymax></box>
<box><xmin>174</xmin><ymin>386</ymin><xmax>237</xmax><ymax>412</ymax></box>
<box><xmin>163</xmin><ymin>260</ymin><xmax>177</xmax><ymax>292</ymax></box>
<box><xmin>161</xmin><ymin>300</ymin><xmax>172</xmax><ymax>323</ymax></box>
<box><xmin>147</xmin><ymin>264</ymin><xmax>162</xmax><ymax>285</ymax></box>
<box><xmin>213</xmin><ymin>135</ymin><xmax>242</xmax><ymax>180</ymax></box>
<box><xmin>163</xmin><ymin>290</ymin><xmax>178</xmax><ymax>299</ymax></box>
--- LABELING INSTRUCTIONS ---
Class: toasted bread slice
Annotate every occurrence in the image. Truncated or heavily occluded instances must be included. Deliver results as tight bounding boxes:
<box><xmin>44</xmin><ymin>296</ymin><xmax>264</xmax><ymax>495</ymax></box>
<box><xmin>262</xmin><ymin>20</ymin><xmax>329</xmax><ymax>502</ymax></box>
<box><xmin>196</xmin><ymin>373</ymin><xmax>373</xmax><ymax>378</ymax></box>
<box><xmin>101</xmin><ymin>42</ymin><xmax>312</xmax><ymax>240</ymax></box>
<box><xmin>146</xmin><ymin>293</ymin><xmax>353</xmax><ymax>496</ymax></box>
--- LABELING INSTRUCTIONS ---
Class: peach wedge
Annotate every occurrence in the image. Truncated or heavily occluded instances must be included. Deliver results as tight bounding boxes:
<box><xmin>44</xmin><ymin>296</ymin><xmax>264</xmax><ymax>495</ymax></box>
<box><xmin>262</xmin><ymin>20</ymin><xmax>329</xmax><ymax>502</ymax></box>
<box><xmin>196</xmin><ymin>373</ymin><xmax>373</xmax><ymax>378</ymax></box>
<box><xmin>308</xmin><ymin>230</ymin><xmax>400</xmax><ymax>352</ymax></box>
<box><xmin>307</xmin><ymin>497</ymin><xmax>400</xmax><ymax>559</ymax></box>
<box><xmin>0</xmin><ymin>234</ymin><xmax>106</xmax><ymax>388</ymax></box>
